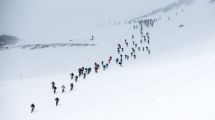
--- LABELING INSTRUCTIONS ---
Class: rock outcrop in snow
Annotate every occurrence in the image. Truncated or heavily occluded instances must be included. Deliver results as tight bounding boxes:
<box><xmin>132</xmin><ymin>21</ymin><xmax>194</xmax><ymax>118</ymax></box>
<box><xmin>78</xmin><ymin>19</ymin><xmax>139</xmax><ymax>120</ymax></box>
<box><xmin>0</xmin><ymin>35</ymin><xmax>18</xmax><ymax>49</ymax></box>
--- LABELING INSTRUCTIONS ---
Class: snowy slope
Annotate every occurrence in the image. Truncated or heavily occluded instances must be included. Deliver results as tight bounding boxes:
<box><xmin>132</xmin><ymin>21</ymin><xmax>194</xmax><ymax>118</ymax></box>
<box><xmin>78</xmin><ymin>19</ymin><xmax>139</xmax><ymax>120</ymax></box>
<box><xmin>1</xmin><ymin>0</ymin><xmax>215</xmax><ymax>120</ymax></box>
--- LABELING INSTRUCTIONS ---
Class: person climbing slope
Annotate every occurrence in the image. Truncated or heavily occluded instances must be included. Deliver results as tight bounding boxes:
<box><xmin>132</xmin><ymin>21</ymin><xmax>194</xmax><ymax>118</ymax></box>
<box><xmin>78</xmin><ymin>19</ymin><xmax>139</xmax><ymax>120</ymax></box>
<box><xmin>55</xmin><ymin>97</ymin><xmax>60</xmax><ymax>106</ymax></box>
<box><xmin>61</xmin><ymin>85</ymin><xmax>65</xmax><ymax>93</ymax></box>
<box><xmin>51</xmin><ymin>81</ymin><xmax>55</xmax><ymax>89</ymax></box>
<box><xmin>30</xmin><ymin>103</ymin><xmax>35</xmax><ymax>113</ymax></box>
<box><xmin>70</xmin><ymin>83</ymin><xmax>74</xmax><ymax>91</ymax></box>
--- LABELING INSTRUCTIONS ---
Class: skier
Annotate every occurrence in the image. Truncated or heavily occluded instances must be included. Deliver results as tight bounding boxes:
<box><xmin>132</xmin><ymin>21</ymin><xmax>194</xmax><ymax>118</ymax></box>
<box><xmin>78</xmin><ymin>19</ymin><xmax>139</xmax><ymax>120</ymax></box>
<box><xmin>94</xmin><ymin>66</ymin><xmax>98</xmax><ymax>73</ymax></box>
<box><xmin>146</xmin><ymin>32</ymin><xmax>149</xmax><ymax>40</ymax></box>
<box><xmin>70</xmin><ymin>73</ymin><xmax>74</xmax><ymax>80</ymax></box>
<box><xmin>108</xmin><ymin>56</ymin><xmax>112</xmax><ymax>63</ymax></box>
<box><xmin>78</xmin><ymin>68</ymin><xmax>83</xmax><ymax>77</ymax></box>
<box><xmin>90</xmin><ymin>35</ymin><xmax>94</xmax><ymax>40</ymax></box>
<box><xmin>116</xmin><ymin>58</ymin><xmax>119</xmax><ymax>63</ymax></box>
<box><xmin>30</xmin><ymin>103</ymin><xmax>35</xmax><ymax>113</ymax></box>
<box><xmin>61</xmin><ymin>85</ymin><xmax>65</xmax><ymax>93</ymax></box>
<box><xmin>126</xmin><ymin>42</ymin><xmax>128</xmax><ymax>47</ymax></box>
<box><xmin>94</xmin><ymin>62</ymin><xmax>98</xmax><ymax>68</ymax></box>
<box><xmin>141</xmin><ymin>31</ymin><xmax>143</xmax><ymax>36</ymax></box>
<box><xmin>146</xmin><ymin>46</ymin><xmax>149</xmax><ymax>50</ymax></box>
<box><xmin>97</xmin><ymin>64</ymin><xmax>100</xmax><ymax>69</ymax></box>
<box><xmin>85</xmin><ymin>68</ymin><xmax>88</xmax><ymax>74</ymax></box>
<box><xmin>142</xmin><ymin>46</ymin><xmax>145</xmax><ymax>51</ymax></box>
<box><xmin>133</xmin><ymin>25</ymin><xmax>136</xmax><ymax>29</ymax></box>
<box><xmin>131</xmin><ymin>52</ymin><xmax>133</xmax><ymax>57</ymax></box>
<box><xmin>134</xmin><ymin>54</ymin><xmax>136</xmax><ymax>59</ymax></box>
<box><xmin>70</xmin><ymin>83</ymin><xmax>74</xmax><ymax>91</ymax></box>
<box><xmin>132</xmin><ymin>34</ymin><xmax>134</xmax><ymax>39</ymax></box>
<box><xmin>147</xmin><ymin>39</ymin><xmax>150</xmax><ymax>44</ymax></box>
<box><xmin>138</xmin><ymin>47</ymin><xmax>140</xmax><ymax>51</ymax></box>
<box><xmin>125</xmin><ymin>55</ymin><xmax>129</xmax><ymax>60</ymax></box>
<box><xmin>83</xmin><ymin>73</ymin><xmax>86</xmax><ymax>79</ymax></box>
<box><xmin>75</xmin><ymin>75</ymin><xmax>78</xmax><ymax>82</ymax></box>
<box><xmin>88</xmin><ymin>67</ymin><xmax>91</xmax><ymax>74</ymax></box>
<box><xmin>132</xmin><ymin>48</ymin><xmax>135</xmax><ymax>53</ymax></box>
<box><xmin>120</xmin><ymin>54</ymin><xmax>123</xmax><ymax>60</ymax></box>
<box><xmin>117</xmin><ymin>43</ymin><xmax>121</xmax><ymax>49</ymax></box>
<box><xmin>106</xmin><ymin>63</ymin><xmax>108</xmax><ymax>68</ymax></box>
<box><xmin>124</xmin><ymin>39</ymin><xmax>127</xmax><ymax>44</ymax></box>
<box><xmin>144</xmin><ymin>36</ymin><xmax>146</xmax><ymax>42</ymax></box>
<box><xmin>148</xmin><ymin>50</ymin><xmax>151</xmax><ymax>54</ymax></box>
<box><xmin>103</xmin><ymin>65</ymin><xmax>106</xmax><ymax>70</ymax></box>
<box><xmin>135</xmin><ymin>44</ymin><xmax>137</xmax><ymax>48</ymax></box>
<box><xmin>117</xmin><ymin>48</ymin><xmax>120</xmax><ymax>54</ymax></box>
<box><xmin>119</xmin><ymin>61</ymin><xmax>123</xmax><ymax>66</ymax></box>
<box><xmin>55</xmin><ymin>97</ymin><xmax>60</xmax><ymax>106</ymax></box>
<box><xmin>53</xmin><ymin>86</ymin><xmax>57</xmax><ymax>94</ymax></box>
<box><xmin>81</xmin><ymin>67</ymin><xmax>84</xmax><ymax>74</ymax></box>
<box><xmin>140</xmin><ymin>39</ymin><xmax>143</xmax><ymax>44</ymax></box>
<box><xmin>51</xmin><ymin>81</ymin><xmax>55</xmax><ymax>89</ymax></box>
<box><xmin>101</xmin><ymin>61</ymin><xmax>104</xmax><ymax>65</ymax></box>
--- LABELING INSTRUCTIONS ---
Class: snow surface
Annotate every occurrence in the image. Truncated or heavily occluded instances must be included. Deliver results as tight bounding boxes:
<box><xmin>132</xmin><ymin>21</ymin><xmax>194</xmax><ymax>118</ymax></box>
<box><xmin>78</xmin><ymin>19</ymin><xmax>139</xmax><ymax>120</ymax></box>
<box><xmin>1</xmin><ymin>0</ymin><xmax>215</xmax><ymax>120</ymax></box>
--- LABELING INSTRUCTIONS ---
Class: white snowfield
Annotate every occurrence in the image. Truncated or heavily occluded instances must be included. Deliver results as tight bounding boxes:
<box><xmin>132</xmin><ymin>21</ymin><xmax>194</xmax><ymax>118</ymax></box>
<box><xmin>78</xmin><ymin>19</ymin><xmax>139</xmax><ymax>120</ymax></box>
<box><xmin>1</xmin><ymin>0</ymin><xmax>215</xmax><ymax>120</ymax></box>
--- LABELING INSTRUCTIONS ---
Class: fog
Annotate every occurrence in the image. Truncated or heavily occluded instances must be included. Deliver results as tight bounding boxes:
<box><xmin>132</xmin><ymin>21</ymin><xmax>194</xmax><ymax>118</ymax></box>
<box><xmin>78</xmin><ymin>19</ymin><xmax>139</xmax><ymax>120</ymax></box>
<box><xmin>0</xmin><ymin>0</ymin><xmax>175</xmax><ymax>42</ymax></box>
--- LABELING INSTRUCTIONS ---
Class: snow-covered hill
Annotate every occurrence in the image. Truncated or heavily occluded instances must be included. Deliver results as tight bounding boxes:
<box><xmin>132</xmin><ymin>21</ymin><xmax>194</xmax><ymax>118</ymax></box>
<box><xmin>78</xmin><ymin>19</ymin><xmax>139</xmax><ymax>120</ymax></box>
<box><xmin>1</xmin><ymin>0</ymin><xmax>215</xmax><ymax>120</ymax></box>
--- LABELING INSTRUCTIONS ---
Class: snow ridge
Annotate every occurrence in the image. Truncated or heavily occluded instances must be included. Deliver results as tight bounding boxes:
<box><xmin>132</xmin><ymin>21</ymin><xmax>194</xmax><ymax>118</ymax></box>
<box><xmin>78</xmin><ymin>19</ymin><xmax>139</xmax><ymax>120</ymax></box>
<box><xmin>130</xmin><ymin>0</ymin><xmax>194</xmax><ymax>22</ymax></box>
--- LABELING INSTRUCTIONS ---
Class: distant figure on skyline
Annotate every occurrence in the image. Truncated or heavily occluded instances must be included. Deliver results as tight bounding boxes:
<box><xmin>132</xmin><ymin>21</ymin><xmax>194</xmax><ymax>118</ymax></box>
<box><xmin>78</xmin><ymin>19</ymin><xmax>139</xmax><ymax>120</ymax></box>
<box><xmin>90</xmin><ymin>35</ymin><xmax>94</xmax><ymax>40</ymax></box>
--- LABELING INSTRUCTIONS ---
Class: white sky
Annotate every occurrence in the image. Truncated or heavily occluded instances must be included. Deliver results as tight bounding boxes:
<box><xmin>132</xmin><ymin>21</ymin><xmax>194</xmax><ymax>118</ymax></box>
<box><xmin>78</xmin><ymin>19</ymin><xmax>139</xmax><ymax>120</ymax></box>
<box><xmin>0</xmin><ymin>0</ymin><xmax>176</xmax><ymax>42</ymax></box>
